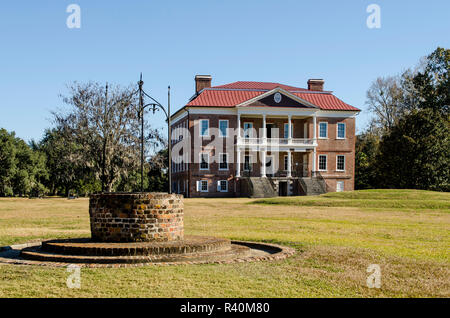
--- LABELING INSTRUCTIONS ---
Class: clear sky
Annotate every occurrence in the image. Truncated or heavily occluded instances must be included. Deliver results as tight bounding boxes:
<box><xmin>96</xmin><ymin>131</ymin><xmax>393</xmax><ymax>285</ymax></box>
<box><xmin>1</xmin><ymin>0</ymin><xmax>449</xmax><ymax>142</ymax></box>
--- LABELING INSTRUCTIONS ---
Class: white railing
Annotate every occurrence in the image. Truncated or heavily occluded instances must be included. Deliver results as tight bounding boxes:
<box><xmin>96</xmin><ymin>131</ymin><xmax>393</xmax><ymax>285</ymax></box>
<box><xmin>237</xmin><ymin>137</ymin><xmax>316</xmax><ymax>146</ymax></box>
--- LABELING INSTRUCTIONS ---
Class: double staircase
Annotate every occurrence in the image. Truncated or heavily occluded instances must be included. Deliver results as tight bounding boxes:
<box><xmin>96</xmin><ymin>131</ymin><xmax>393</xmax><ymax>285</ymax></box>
<box><xmin>247</xmin><ymin>177</ymin><xmax>277</xmax><ymax>198</ymax></box>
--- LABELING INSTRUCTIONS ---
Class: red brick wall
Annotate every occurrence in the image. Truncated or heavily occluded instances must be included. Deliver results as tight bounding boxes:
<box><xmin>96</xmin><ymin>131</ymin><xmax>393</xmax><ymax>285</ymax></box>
<box><xmin>315</xmin><ymin>117</ymin><xmax>356</xmax><ymax>191</ymax></box>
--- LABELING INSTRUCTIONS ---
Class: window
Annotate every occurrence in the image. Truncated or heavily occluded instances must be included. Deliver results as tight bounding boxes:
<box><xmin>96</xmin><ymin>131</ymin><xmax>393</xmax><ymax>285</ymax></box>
<box><xmin>337</xmin><ymin>123</ymin><xmax>346</xmax><ymax>139</ymax></box>
<box><xmin>244</xmin><ymin>155</ymin><xmax>252</xmax><ymax>171</ymax></box>
<box><xmin>283</xmin><ymin>123</ymin><xmax>294</xmax><ymax>139</ymax></box>
<box><xmin>218</xmin><ymin>180</ymin><xmax>228</xmax><ymax>192</ymax></box>
<box><xmin>200</xmin><ymin>153</ymin><xmax>209</xmax><ymax>170</ymax></box>
<box><xmin>219</xmin><ymin>120</ymin><xmax>228</xmax><ymax>137</ymax></box>
<box><xmin>219</xmin><ymin>153</ymin><xmax>228</xmax><ymax>170</ymax></box>
<box><xmin>197</xmin><ymin>180</ymin><xmax>208</xmax><ymax>192</ymax></box>
<box><xmin>336</xmin><ymin>155</ymin><xmax>345</xmax><ymax>171</ymax></box>
<box><xmin>319</xmin><ymin>122</ymin><xmax>328</xmax><ymax>138</ymax></box>
<box><xmin>318</xmin><ymin>155</ymin><xmax>327</xmax><ymax>171</ymax></box>
<box><xmin>200</xmin><ymin>119</ymin><xmax>209</xmax><ymax>137</ymax></box>
<box><xmin>244</xmin><ymin>122</ymin><xmax>253</xmax><ymax>138</ymax></box>
<box><xmin>336</xmin><ymin>181</ymin><xmax>344</xmax><ymax>192</ymax></box>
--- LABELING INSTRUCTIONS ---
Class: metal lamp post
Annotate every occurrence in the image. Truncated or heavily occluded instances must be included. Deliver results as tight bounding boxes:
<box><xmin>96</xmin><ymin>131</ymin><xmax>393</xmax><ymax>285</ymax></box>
<box><xmin>137</xmin><ymin>73</ymin><xmax>172</xmax><ymax>194</ymax></box>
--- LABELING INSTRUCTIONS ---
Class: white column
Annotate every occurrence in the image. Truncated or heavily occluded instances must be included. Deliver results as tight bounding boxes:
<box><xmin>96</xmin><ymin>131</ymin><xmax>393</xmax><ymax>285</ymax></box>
<box><xmin>287</xmin><ymin>150</ymin><xmax>292</xmax><ymax>178</ymax></box>
<box><xmin>312</xmin><ymin>148</ymin><xmax>316</xmax><ymax>177</ymax></box>
<box><xmin>313</xmin><ymin>113</ymin><xmax>317</xmax><ymax>142</ymax></box>
<box><xmin>237</xmin><ymin>113</ymin><xmax>241</xmax><ymax>139</ymax></box>
<box><xmin>236</xmin><ymin>148</ymin><xmax>241</xmax><ymax>177</ymax></box>
<box><xmin>261</xmin><ymin>150</ymin><xmax>266</xmax><ymax>177</ymax></box>
<box><xmin>288</xmin><ymin>115</ymin><xmax>292</xmax><ymax>144</ymax></box>
<box><xmin>262</xmin><ymin>114</ymin><xmax>267</xmax><ymax>143</ymax></box>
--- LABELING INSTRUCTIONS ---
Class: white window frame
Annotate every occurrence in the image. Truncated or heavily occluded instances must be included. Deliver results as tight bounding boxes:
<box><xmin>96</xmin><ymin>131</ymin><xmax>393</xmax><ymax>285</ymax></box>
<box><xmin>318</xmin><ymin>154</ymin><xmax>327</xmax><ymax>171</ymax></box>
<box><xmin>336</xmin><ymin>155</ymin><xmax>345</xmax><ymax>171</ymax></box>
<box><xmin>199</xmin><ymin>153</ymin><xmax>209</xmax><ymax>171</ymax></box>
<box><xmin>217</xmin><ymin>180</ymin><xmax>228</xmax><ymax>192</ymax></box>
<box><xmin>219</xmin><ymin>120</ymin><xmax>229</xmax><ymax>137</ymax></box>
<box><xmin>283</xmin><ymin>123</ymin><xmax>294</xmax><ymax>139</ymax></box>
<box><xmin>337</xmin><ymin>123</ymin><xmax>346</xmax><ymax>139</ymax></box>
<box><xmin>199</xmin><ymin>119</ymin><xmax>209</xmax><ymax>137</ymax></box>
<box><xmin>336</xmin><ymin>181</ymin><xmax>344</xmax><ymax>192</ymax></box>
<box><xmin>244</xmin><ymin>155</ymin><xmax>252</xmax><ymax>171</ymax></box>
<box><xmin>197</xmin><ymin>180</ymin><xmax>208</xmax><ymax>192</ymax></box>
<box><xmin>243</xmin><ymin>122</ymin><xmax>253</xmax><ymax>139</ymax></box>
<box><xmin>219</xmin><ymin>153</ymin><xmax>229</xmax><ymax>171</ymax></box>
<box><xmin>319</xmin><ymin>122</ymin><xmax>328</xmax><ymax>139</ymax></box>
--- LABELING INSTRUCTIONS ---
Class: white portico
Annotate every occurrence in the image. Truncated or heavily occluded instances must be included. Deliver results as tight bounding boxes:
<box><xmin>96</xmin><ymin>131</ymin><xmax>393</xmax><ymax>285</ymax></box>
<box><xmin>235</xmin><ymin>107</ymin><xmax>318</xmax><ymax>179</ymax></box>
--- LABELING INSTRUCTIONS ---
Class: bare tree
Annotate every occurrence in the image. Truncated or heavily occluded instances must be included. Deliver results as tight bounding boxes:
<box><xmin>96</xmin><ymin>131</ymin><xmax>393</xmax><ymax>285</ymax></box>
<box><xmin>53</xmin><ymin>82</ymin><xmax>145</xmax><ymax>192</ymax></box>
<box><xmin>366</xmin><ymin>76</ymin><xmax>404</xmax><ymax>134</ymax></box>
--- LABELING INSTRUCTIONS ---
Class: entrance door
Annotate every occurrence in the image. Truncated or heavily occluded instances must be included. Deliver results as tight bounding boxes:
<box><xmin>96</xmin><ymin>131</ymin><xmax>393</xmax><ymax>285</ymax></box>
<box><xmin>266</xmin><ymin>155</ymin><xmax>276</xmax><ymax>175</ymax></box>
<box><xmin>279</xmin><ymin>181</ymin><xmax>288</xmax><ymax>196</ymax></box>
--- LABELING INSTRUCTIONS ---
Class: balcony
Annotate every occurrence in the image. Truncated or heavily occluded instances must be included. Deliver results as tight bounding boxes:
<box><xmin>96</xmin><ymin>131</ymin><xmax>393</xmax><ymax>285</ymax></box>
<box><xmin>237</xmin><ymin>137</ymin><xmax>317</xmax><ymax>148</ymax></box>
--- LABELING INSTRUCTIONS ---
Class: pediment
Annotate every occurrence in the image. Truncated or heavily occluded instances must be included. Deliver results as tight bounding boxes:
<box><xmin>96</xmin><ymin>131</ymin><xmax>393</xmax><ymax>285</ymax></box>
<box><xmin>247</xmin><ymin>92</ymin><xmax>310</xmax><ymax>108</ymax></box>
<box><xmin>236</xmin><ymin>88</ymin><xmax>318</xmax><ymax>108</ymax></box>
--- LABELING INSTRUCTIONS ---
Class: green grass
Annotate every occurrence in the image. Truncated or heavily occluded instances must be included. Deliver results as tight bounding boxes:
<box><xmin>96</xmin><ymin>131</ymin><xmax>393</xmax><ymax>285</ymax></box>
<box><xmin>0</xmin><ymin>190</ymin><xmax>449</xmax><ymax>298</ymax></box>
<box><xmin>252</xmin><ymin>189</ymin><xmax>450</xmax><ymax>210</ymax></box>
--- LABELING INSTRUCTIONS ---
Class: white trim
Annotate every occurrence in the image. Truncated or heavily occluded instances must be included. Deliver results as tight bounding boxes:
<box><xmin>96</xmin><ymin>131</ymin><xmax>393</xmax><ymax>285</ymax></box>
<box><xmin>199</xmin><ymin>180</ymin><xmax>208</xmax><ymax>192</ymax></box>
<box><xmin>173</xmin><ymin>107</ymin><xmax>359</xmax><ymax>121</ymax></box>
<box><xmin>318</xmin><ymin>122</ymin><xmax>328</xmax><ymax>139</ymax></box>
<box><xmin>219</xmin><ymin>119</ymin><xmax>229</xmax><ymax>137</ymax></box>
<box><xmin>218</xmin><ymin>180</ymin><xmax>228</xmax><ymax>192</ymax></box>
<box><xmin>318</xmin><ymin>154</ymin><xmax>328</xmax><ymax>171</ymax></box>
<box><xmin>336</xmin><ymin>155</ymin><xmax>345</xmax><ymax>171</ymax></box>
<box><xmin>236</xmin><ymin>87</ymin><xmax>319</xmax><ymax>108</ymax></box>
<box><xmin>316</xmin><ymin>111</ymin><xmax>359</xmax><ymax>118</ymax></box>
<box><xmin>336</xmin><ymin>122</ymin><xmax>346</xmax><ymax>139</ymax></box>
<box><xmin>219</xmin><ymin>153</ymin><xmax>229</xmax><ymax>171</ymax></box>
<box><xmin>199</xmin><ymin>152</ymin><xmax>209</xmax><ymax>170</ymax></box>
<box><xmin>188</xmin><ymin>107</ymin><xmax>237</xmax><ymax>115</ymax></box>
<box><xmin>170</xmin><ymin>110</ymin><xmax>188</xmax><ymax>125</ymax></box>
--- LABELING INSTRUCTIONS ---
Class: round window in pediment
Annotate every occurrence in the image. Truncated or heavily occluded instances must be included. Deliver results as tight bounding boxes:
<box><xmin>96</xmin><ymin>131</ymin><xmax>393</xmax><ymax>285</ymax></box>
<box><xmin>274</xmin><ymin>92</ymin><xmax>282</xmax><ymax>103</ymax></box>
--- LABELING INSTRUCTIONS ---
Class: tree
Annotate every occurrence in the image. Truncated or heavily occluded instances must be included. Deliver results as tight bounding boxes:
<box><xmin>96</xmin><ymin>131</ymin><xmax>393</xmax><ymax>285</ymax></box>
<box><xmin>355</xmin><ymin>132</ymin><xmax>379</xmax><ymax>189</ymax></box>
<box><xmin>53</xmin><ymin>82</ymin><xmax>143</xmax><ymax>192</ymax></box>
<box><xmin>0</xmin><ymin>129</ymin><xmax>48</xmax><ymax>197</ymax></box>
<box><xmin>366</xmin><ymin>76</ymin><xmax>405</xmax><ymax>134</ymax></box>
<box><xmin>401</xmin><ymin>47</ymin><xmax>449</xmax><ymax>116</ymax></box>
<box><xmin>375</xmin><ymin>109</ymin><xmax>449</xmax><ymax>191</ymax></box>
<box><xmin>147</xmin><ymin>148</ymin><xmax>168</xmax><ymax>192</ymax></box>
<box><xmin>0</xmin><ymin>129</ymin><xmax>17</xmax><ymax>196</ymax></box>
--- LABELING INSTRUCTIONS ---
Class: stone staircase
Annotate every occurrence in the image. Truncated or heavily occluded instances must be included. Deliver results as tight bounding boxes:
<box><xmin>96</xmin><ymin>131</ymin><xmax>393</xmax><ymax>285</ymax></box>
<box><xmin>299</xmin><ymin>178</ymin><xmax>327</xmax><ymax>196</ymax></box>
<box><xmin>248</xmin><ymin>177</ymin><xmax>277</xmax><ymax>198</ymax></box>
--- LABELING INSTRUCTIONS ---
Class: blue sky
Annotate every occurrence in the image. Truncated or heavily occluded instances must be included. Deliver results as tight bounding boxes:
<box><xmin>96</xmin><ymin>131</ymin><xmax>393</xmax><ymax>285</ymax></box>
<box><xmin>1</xmin><ymin>0</ymin><xmax>449</xmax><ymax>142</ymax></box>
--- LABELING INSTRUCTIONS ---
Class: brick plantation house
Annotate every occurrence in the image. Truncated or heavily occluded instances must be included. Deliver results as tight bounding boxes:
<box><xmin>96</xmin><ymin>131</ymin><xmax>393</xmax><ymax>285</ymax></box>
<box><xmin>170</xmin><ymin>75</ymin><xmax>360</xmax><ymax>198</ymax></box>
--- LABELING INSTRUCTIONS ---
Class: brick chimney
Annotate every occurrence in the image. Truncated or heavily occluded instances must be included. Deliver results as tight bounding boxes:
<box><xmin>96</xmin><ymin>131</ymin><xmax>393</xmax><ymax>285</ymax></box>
<box><xmin>195</xmin><ymin>75</ymin><xmax>212</xmax><ymax>94</ymax></box>
<box><xmin>307</xmin><ymin>79</ymin><xmax>324</xmax><ymax>91</ymax></box>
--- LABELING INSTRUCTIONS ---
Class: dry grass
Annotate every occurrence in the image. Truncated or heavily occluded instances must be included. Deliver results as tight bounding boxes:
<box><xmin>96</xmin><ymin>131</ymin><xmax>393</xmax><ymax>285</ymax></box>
<box><xmin>0</xmin><ymin>190</ymin><xmax>449</xmax><ymax>298</ymax></box>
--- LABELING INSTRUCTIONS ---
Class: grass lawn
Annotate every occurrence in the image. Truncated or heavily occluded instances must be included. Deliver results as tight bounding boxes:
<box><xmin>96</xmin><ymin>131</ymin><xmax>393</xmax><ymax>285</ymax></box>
<box><xmin>0</xmin><ymin>189</ymin><xmax>449</xmax><ymax>298</ymax></box>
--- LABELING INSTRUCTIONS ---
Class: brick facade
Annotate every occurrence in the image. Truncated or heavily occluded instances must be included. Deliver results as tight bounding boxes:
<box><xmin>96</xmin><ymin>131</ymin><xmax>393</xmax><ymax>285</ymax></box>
<box><xmin>170</xmin><ymin>78</ymin><xmax>359</xmax><ymax>198</ymax></box>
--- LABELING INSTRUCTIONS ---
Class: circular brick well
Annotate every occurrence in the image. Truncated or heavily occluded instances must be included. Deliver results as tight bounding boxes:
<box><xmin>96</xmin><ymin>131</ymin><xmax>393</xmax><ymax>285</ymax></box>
<box><xmin>89</xmin><ymin>192</ymin><xmax>184</xmax><ymax>242</ymax></box>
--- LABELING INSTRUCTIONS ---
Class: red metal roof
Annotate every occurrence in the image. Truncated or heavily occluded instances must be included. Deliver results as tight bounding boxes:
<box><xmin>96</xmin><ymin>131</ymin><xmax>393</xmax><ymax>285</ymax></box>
<box><xmin>186</xmin><ymin>81</ymin><xmax>360</xmax><ymax>111</ymax></box>
<box><xmin>213</xmin><ymin>81</ymin><xmax>309</xmax><ymax>92</ymax></box>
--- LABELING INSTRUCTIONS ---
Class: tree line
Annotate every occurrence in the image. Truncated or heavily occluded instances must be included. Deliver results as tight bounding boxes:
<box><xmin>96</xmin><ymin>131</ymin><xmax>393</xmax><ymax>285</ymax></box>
<box><xmin>0</xmin><ymin>48</ymin><xmax>448</xmax><ymax>197</ymax></box>
<box><xmin>0</xmin><ymin>82</ymin><xmax>168</xmax><ymax>197</ymax></box>
<box><xmin>356</xmin><ymin>47</ymin><xmax>449</xmax><ymax>191</ymax></box>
